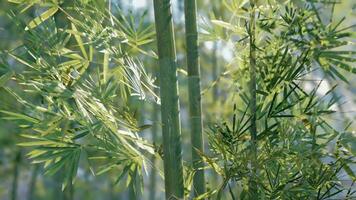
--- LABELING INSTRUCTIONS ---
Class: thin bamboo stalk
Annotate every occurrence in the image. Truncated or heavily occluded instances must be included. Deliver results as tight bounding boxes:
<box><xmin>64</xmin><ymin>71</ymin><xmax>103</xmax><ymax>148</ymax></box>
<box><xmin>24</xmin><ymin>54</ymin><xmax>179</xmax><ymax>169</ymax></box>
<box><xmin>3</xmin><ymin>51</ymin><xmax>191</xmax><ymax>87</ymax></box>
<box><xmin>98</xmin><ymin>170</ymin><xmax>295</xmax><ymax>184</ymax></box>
<box><xmin>184</xmin><ymin>0</ymin><xmax>205</xmax><ymax>196</ymax></box>
<box><xmin>63</xmin><ymin>182</ymin><xmax>74</xmax><ymax>200</ymax></box>
<box><xmin>28</xmin><ymin>164</ymin><xmax>39</xmax><ymax>200</ymax></box>
<box><xmin>128</xmin><ymin>183</ymin><xmax>137</xmax><ymax>200</ymax></box>
<box><xmin>11</xmin><ymin>151</ymin><xmax>21</xmax><ymax>200</ymax></box>
<box><xmin>249</xmin><ymin>0</ymin><xmax>258</xmax><ymax>197</ymax></box>
<box><xmin>149</xmin><ymin>104</ymin><xmax>159</xmax><ymax>200</ymax></box>
<box><xmin>212</xmin><ymin>43</ymin><xmax>219</xmax><ymax>100</ymax></box>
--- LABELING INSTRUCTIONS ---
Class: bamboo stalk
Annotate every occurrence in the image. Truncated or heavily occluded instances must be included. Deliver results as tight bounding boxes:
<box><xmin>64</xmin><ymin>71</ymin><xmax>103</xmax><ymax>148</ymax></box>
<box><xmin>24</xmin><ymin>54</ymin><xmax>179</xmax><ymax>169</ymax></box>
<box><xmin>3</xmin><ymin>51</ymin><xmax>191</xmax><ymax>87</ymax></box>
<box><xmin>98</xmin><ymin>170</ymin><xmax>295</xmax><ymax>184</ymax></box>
<box><xmin>149</xmin><ymin>104</ymin><xmax>159</xmax><ymax>200</ymax></box>
<box><xmin>128</xmin><ymin>183</ymin><xmax>137</xmax><ymax>200</ymax></box>
<box><xmin>212</xmin><ymin>42</ymin><xmax>219</xmax><ymax>100</ymax></box>
<box><xmin>109</xmin><ymin>179</ymin><xmax>116</xmax><ymax>200</ymax></box>
<box><xmin>153</xmin><ymin>0</ymin><xmax>184</xmax><ymax>198</ymax></box>
<box><xmin>63</xmin><ymin>181</ymin><xmax>74</xmax><ymax>200</ymax></box>
<box><xmin>28</xmin><ymin>164</ymin><xmax>39</xmax><ymax>200</ymax></box>
<box><xmin>184</xmin><ymin>0</ymin><xmax>205</xmax><ymax>196</ymax></box>
<box><xmin>11</xmin><ymin>150</ymin><xmax>21</xmax><ymax>200</ymax></box>
<box><xmin>249</xmin><ymin>0</ymin><xmax>258</xmax><ymax>197</ymax></box>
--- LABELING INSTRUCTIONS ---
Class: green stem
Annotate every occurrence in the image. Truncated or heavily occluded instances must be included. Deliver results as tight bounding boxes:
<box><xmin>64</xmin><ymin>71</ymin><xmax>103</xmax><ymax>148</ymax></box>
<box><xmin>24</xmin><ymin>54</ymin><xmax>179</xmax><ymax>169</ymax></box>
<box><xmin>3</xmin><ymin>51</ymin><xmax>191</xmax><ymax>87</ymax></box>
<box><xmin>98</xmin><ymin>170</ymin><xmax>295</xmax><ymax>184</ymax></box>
<box><xmin>212</xmin><ymin>42</ymin><xmax>219</xmax><ymax>99</ymax></box>
<box><xmin>109</xmin><ymin>179</ymin><xmax>116</xmax><ymax>200</ymax></box>
<box><xmin>63</xmin><ymin>181</ymin><xmax>74</xmax><ymax>200</ymax></box>
<box><xmin>11</xmin><ymin>150</ymin><xmax>21</xmax><ymax>200</ymax></box>
<box><xmin>184</xmin><ymin>0</ymin><xmax>205</xmax><ymax>196</ymax></box>
<box><xmin>149</xmin><ymin>104</ymin><xmax>159</xmax><ymax>200</ymax></box>
<box><xmin>153</xmin><ymin>0</ymin><xmax>185</xmax><ymax>198</ymax></box>
<box><xmin>28</xmin><ymin>164</ymin><xmax>40</xmax><ymax>200</ymax></box>
<box><xmin>128</xmin><ymin>183</ymin><xmax>137</xmax><ymax>200</ymax></box>
<box><xmin>249</xmin><ymin>0</ymin><xmax>258</xmax><ymax>197</ymax></box>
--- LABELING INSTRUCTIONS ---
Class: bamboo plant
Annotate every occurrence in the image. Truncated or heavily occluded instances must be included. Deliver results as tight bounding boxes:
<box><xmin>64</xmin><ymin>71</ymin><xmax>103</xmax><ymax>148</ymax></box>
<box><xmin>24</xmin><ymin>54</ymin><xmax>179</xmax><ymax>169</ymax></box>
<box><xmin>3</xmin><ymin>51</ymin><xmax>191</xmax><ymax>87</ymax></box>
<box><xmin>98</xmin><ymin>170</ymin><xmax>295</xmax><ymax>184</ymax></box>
<box><xmin>1</xmin><ymin>0</ymin><xmax>355</xmax><ymax>199</ymax></box>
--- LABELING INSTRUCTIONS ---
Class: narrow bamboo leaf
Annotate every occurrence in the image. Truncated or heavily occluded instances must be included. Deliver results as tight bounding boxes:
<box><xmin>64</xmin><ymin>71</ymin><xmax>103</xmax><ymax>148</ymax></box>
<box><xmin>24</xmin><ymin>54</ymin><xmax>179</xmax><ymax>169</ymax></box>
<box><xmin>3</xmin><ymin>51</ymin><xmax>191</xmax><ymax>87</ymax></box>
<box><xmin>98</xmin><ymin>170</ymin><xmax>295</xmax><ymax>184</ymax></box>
<box><xmin>18</xmin><ymin>141</ymin><xmax>56</xmax><ymax>147</ymax></box>
<box><xmin>8</xmin><ymin>53</ymin><xmax>35</xmax><ymax>69</ymax></box>
<box><xmin>96</xmin><ymin>164</ymin><xmax>117</xmax><ymax>175</ymax></box>
<box><xmin>211</xmin><ymin>20</ymin><xmax>245</xmax><ymax>35</ymax></box>
<box><xmin>330</xmin><ymin>60</ymin><xmax>356</xmax><ymax>74</ymax></box>
<box><xmin>343</xmin><ymin>164</ymin><xmax>356</xmax><ymax>181</ymax></box>
<box><xmin>0</xmin><ymin>71</ymin><xmax>14</xmax><ymax>87</ymax></box>
<box><xmin>103</xmin><ymin>50</ymin><xmax>109</xmax><ymax>82</ymax></box>
<box><xmin>329</xmin><ymin>66</ymin><xmax>349</xmax><ymax>83</ymax></box>
<box><xmin>71</xmin><ymin>23</ymin><xmax>88</xmax><ymax>59</ymax></box>
<box><xmin>25</xmin><ymin>7</ymin><xmax>58</xmax><ymax>30</ymax></box>
<box><xmin>0</xmin><ymin>110</ymin><xmax>40</xmax><ymax>123</ymax></box>
<box><xmin>72</xmin><ymin>129</ymin><xmax>90</xmax><ymax>140</ymax></box>
<box><xmin>339</xmin><ymin>132</ymin><xmax>356</xmax><ymax>155</ymax></box>
<box><xmin>138</xmin><ymin>124</ymin><xmax>152</xmax><ymax>131</ymax></box>
<box><xmin>8</xmin><ymin>0</ymin><xmax>25</xmax><ymax>3</ymax></box>
<box><xmin>44</xmin><ymin>157</ymin><xmax>67</xmax><ymax>176</ymax></box>
<box><xmin>114</xmin><ymin>164</ymin><xmax>131</xmax><ymax>185</ymax></box>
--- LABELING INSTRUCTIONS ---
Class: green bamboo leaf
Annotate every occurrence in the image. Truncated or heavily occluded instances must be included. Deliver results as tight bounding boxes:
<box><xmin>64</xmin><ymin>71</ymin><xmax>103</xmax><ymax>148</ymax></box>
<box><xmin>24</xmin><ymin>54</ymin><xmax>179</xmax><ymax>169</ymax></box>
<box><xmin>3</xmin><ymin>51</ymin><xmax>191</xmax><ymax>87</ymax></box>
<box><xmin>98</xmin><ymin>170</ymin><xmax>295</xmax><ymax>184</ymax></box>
<box><xmin>0</xmin><ymin>71</ymin><xmax>14</xmax><ymax>87</ymax></box>
<box><xmin>8</xmin><ymin>0</ymin><xmax>25</xmax><ymax>3</ymax></box>
<box><xmin>138</xmin><ymin>124</ymin><xmax>152</xmax><ymax>131</ymax></box>
<box><xmin>27</xmin><ymin>149</ymin><xmax>47</xmax><ymax>159</ymax></box>
<box><xmin>114</xmin><ymin>164</ymin><xmax>131</xmax><ymax>184</ymax></box>
<box><xmin>44</xmin><ymin>156</ymin><xmax>68</xmax><ymax>176</ymax></box>
<box><xmin>330</xmin><ymin>60</ymin><xmax>356</xmax><ymax>74</ymax></box>
<box><xmin>329</xmin><ymin>66</ymin><xmax>349</xmax><ymax>83</ymax></box>
<box><xmin>103</xmin><ymin>50</ymin><xmax>109</xmax><ymax>82</ymax></box>
<box><xmin>339</xmin><ymin>132</ymin><xmax>356</xmax><ymax>156</ymax></box>
<box><xmin>18</xmin><ymin>140</ymin><xmax>56</xmax><ymax>147</ymax></box>
<box><xmin>198</xmin><ymin>152</ymin><xmax>224</xmax><ymax>176</ymax></box>
<box><xmin>8</xmin><ymin>53</ymin><xmax>35</xmax><ymax>69</ymax></box>
<box><xmin>211</xmin><ymin>19</ymin><xmax>245</xmax><ymax>35</ymax></box>
<box><xmin>194</xmin><ymin>189</ymin><xmax>218</xmax><ymax>200</ymax></box>
<box><xmin>71</xmin><ymin>23</ymin><xmax>88</xmax><ymax>59</ymax></box>
<box><xmin>96</xmin><ymin>164</ymin><xmax>117</xmax><ymax>175</ymax></box>
<box><xmin>72</xmin><ymin>129</ymin><xmax>90</xmax><ymax>140</ymax></box>
<box><xmin>25</xmin><ymin>6</ymin><xmax>58</xmax><ymax>30</ymax></box>
<box><xmin>58</xmin><ymin>60</ymin><xmax>83</xmax><ymax>70</ymax></box>
<box><xmin>0</xmin><ymin>110</ymin><xmax>40</xmax><ymax>123</ymax></box>
<box><xmin>343</xmin><ymin>164</ymin><xmax>356</xmax><ymax>181</ymax></box>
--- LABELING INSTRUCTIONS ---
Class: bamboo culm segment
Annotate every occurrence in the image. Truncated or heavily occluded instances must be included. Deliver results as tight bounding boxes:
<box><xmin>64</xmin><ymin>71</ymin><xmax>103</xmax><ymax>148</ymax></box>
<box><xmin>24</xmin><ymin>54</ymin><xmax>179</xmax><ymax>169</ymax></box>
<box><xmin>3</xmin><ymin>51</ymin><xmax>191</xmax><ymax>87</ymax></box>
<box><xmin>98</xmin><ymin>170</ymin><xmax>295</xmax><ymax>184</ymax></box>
<box><xmin>153</xmin><ymin>0</ymin><xmax>184</xmax><ymax>199</ymax></box>
<box><xmin>184</xmin><ymin>0</ymin><xmax>205</xmax><ymax>196</ymax></box>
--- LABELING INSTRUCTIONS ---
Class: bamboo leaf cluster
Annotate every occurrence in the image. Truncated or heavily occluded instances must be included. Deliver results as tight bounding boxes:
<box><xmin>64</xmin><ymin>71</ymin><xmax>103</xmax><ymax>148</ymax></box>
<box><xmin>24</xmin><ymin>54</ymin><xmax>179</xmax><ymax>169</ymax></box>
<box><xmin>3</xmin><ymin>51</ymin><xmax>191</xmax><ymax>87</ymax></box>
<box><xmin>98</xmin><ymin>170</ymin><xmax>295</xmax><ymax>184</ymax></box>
<box><xmin>199</xmin><ymin>0</ymin><xmax>356</xmax><ymax>199</ymax></box>
<box><xmin>1</xmin><ymin>0</ymin><xmax>157</xmax><ymax>192</ymax></box>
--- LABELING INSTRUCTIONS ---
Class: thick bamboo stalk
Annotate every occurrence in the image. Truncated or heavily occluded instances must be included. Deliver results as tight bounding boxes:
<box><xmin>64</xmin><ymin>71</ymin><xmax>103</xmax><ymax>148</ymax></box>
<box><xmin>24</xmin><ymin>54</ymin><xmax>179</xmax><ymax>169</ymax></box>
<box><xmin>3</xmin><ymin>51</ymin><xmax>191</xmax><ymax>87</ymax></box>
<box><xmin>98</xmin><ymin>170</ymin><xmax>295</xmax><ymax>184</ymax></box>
<box><xmin>153</xmin><ymin>0</ymin><xmax>184</xmax><ymax>198</ymax></box>
<box><xmin>184</xmin><ymin>0</ymin><xmax>205</xmax><ymax>196</ymax></box>
<box><xmin>249</xmin><ymin>0</ymin><xmax>258</xmax><ymax>197</ymax></box>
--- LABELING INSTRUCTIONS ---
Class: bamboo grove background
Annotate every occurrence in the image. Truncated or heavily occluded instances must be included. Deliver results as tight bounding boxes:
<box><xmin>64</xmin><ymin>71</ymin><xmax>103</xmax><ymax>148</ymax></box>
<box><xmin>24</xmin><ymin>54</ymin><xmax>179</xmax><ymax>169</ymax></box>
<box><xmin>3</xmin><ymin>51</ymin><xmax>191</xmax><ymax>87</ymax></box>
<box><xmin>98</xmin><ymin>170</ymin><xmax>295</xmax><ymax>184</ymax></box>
<box><xmin>0</xmin><ymin>0</ymin><xmax>355</xmax><ymax>199</ymax></box>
